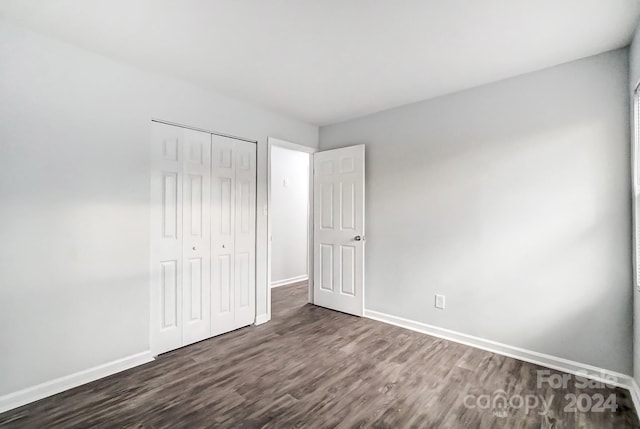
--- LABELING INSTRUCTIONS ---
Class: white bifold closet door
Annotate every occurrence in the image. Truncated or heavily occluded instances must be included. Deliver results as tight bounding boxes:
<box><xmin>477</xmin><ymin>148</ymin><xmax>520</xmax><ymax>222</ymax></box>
<box><xmin>210</xmin><ymin>135</ymin><xmax>256</xmax><ymax>337</ymax></box>
<box><xmin>150</xmin><ymin>123</ymin><xmax>212</xmax><ymax>354</ymax></box>
<box><xmin>150</xmin><ymin>123</ymin><xmax>256</xmax><ymax>356</ymax></box>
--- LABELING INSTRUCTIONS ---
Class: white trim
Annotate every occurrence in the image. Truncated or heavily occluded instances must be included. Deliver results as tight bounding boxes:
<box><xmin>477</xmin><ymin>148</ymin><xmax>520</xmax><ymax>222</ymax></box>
<box><xmin>151</xmin><ymin>118</ymin><xmax>257</xmax><ymax>143</ymax></box>
<box><xmin>633</xmin><ymin>89</ymin><xmax>640</xmax><ymax>290</ymax></box>
<box><xmin>271</xmin><ymin>275</ymin><xmax>308</xmax><ymax>288</ymax></box>
<box><xmin>267</xmin><ymin>137</ymin><xmax>317</xmax><ymax>154</ymax></box>
<box><xmin>364</xmin><ymin>309</ymin><xmax>635</xmax><ymax>390</ymax></box>
<box><xmin>629</xmin><ymin>378</ymin><xmax>640</xmax><ymax>417</ymax></box>
<box><xmin>254</xmin><ymin>313</ymin><xmax>270</xmax><ymax>325</ymax></box>
<box><xmin>0</xmin><ymin>351</ymin><xmax>154</xmax><ymax>414</ymax></box>
<box><xmin>266</xmin><ymin>137</ymin><xmax>317</xmax><ymax>322</ymax></box>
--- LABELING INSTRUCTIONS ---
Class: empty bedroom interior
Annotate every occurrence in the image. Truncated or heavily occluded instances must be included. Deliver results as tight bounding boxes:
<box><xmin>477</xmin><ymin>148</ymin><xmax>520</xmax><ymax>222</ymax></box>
<box><xmin>2</xmin><ymin>1</ymin><xmax>640</xmax><ymax>427</ymax></box>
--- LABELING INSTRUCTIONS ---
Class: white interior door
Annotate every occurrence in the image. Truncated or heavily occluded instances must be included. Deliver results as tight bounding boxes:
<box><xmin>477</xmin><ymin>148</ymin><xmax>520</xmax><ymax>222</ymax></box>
<box><xmin>211</xmin><ymin>135</ymin><xmax>256</xmax><ymax>336</ymax></box>
<box><xmin>181</xmin><ymin>129</ymin><xmax>212</xmax><ymax>345</ymax></box>
<box><xmin>313</xmin><ymin>144</ymin><xmax>365</xmax><ymax>316</ymax></box>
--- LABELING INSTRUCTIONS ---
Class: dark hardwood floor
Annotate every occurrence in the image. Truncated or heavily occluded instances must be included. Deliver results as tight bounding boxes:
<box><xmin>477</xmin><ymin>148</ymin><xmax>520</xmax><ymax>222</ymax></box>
<box><xmin>1</xmin><ymin>281</ymin><xmax>638</xmax><ymax>428</ymax></box>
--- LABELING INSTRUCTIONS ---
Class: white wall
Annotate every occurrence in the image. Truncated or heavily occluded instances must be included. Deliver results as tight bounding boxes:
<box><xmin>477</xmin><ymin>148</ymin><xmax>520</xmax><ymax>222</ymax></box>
<box><xmin>320</xmin><ymin>49</ymin><xmax>632</xmax><ymax>374</ymax></box>
<box><xmin>630</xmin><ymin>22</ymin><xmax>640</xmax><ymax>387</ymax></box>
<box><xmin>270</xmin><ymin>147</ymin><xmax>309</xmax><ymax>285</ymax></box>
<box><xmin>0</xmin><ymin>20</ymin><xmax>318</xmax><ymax>397</ymax></box>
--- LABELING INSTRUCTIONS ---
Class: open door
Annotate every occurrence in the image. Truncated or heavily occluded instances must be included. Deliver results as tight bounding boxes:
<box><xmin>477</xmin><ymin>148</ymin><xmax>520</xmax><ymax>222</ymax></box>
<box><xmin>313</xmin><ymin>144</ymin><xmax>365</xmax><ymax>316</ymax></box>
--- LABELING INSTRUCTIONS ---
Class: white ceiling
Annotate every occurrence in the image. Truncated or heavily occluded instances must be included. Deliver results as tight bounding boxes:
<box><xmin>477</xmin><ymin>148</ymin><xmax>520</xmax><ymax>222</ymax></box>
<box><xmin>1</xmin><ymin>1</ymin><xmax>639</xmax><ymax>125</ymax></box>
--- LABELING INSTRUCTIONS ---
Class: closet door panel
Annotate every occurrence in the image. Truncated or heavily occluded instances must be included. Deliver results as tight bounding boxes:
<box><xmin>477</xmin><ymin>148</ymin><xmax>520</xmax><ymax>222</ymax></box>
<box><xmin>181</xmin><ymin>130</ymin><xmax>212</xmax><ymax>345</ymax></box>
<box><xmin>234</xmin><ymin>140</ymin><xmax>256</xmax><ymax>326</ymax></box>
<box><xmin>150</xmin><ymin>123</ymin><xmax>184</xmax><ymax>355</ymax></box>
<box><xmin>211</xmin><ymin>136</ymin><xmax>236</xmax><ymax>336</ymax></box>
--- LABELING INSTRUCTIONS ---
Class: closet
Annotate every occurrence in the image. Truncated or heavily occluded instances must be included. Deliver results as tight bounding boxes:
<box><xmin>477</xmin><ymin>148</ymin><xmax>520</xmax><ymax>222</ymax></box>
<box><xmin>150</xmin><ymin>122</ymin><xmax>256</xmax><ymax>355</ymax></box>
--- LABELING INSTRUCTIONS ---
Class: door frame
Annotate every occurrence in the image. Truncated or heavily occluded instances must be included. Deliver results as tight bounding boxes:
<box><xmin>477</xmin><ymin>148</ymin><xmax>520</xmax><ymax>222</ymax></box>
<box><xmin>266</xmin><ymin>137</ymin><xmax>317</xmax><ymax>322</ymax></box>
<box><xmin>632</xmin><ymin>84</ymin><xmax>640</xmax><ymax>291</ymax></box>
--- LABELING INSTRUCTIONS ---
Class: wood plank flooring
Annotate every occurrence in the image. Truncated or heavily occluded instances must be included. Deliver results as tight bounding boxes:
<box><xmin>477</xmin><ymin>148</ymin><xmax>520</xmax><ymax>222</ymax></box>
<box><xmin>1</xmin><ymin>281</ymin><xmax>638</xmax><ymax>428</ymax></box>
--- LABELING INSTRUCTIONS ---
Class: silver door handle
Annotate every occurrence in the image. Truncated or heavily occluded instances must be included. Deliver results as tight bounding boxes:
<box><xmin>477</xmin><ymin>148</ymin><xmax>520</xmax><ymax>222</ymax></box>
<box><xmin>192</xmin><ymin>246</ymin><xmax>196</xmax><ymax>250</ymax></box>
<box><xmin>354</xmin><ymin>235</ymin><xmax>363</xmax><ymax>241</ymax></box>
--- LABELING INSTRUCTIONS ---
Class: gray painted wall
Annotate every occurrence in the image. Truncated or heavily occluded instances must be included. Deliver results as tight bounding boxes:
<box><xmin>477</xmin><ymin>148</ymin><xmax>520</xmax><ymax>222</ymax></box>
<box><xmin>630</xmin><ymin>22</ymin><xmax>640</xmax><ymax>387</ymax></box>
<box><xmin>0</xmin><ymin>20</ymin><xmax>318</xmax><ymax>396</ymax></box>
<box><xmin>320</xmin><ymin>49</ymin><xmax>632</xmax><ymax>374</ymax></box>
<box><xmin>270</xmin><ymin>147</ymin><xmax>309</xmax><ymax>285</ymax></box>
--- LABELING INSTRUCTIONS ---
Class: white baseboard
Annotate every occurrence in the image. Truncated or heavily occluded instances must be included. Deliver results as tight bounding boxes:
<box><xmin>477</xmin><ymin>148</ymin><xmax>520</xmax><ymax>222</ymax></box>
<box><xmin>629</xmin><ymin>378</ymin><xmax>640</xmax><ymax>418</ymax></box>
<box><xmin>0</xmin><ymin>351</ymin><xmax>154</xmax><ymax>414</ymax></box>
<box><xmin>364</xmin><ymin>309</ymin><xmax>635</xmax><ymax>392</ymax></box>
<box><xmin>254</xmin><ymin>313</ymin><xmax>270</xmax><ymax>325</ymax></box>
<box><xmin>270</xmin><ymin>275</ymin><xmax>308</xmax><ymax>288</ymax></box>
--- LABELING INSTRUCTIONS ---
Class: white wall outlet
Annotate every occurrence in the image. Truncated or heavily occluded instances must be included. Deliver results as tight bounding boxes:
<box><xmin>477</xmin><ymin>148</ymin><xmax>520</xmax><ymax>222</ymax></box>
<box><xmin>435</xmin><ymin>294</ymin><xmax>445</xmax><ymax>309</ymax></box>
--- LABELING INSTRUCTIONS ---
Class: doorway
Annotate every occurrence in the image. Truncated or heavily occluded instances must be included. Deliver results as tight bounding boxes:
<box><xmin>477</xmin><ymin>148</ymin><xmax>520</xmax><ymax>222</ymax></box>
<box><xmin>267</xmin><ymin>139</ymin><xmax>366</xmax><ymax>322</ymax></box>
<box><xmin>267</xmin><ymin>138</ymin><xmax>316</xmax><ymax>320</ymax></box>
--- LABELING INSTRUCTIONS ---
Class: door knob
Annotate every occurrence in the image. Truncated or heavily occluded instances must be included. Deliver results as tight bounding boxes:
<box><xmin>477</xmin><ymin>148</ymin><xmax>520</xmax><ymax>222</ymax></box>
<box><xmin>192</xmin><ymin>246</ymin><xmax>196</xmax><ymax>250</ymax></box>
<box><xmin>354</xmin><ymin>235</ymin><xmax>362</xmax><ymax>241</ymax></box>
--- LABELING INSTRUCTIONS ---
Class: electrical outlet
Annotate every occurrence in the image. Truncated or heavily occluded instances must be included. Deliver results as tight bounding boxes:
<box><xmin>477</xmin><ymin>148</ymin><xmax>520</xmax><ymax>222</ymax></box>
<box><xmin>435</xmin><ymin>294</ymin><xmax>445</xmax><ymax>309</ymax></box>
